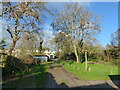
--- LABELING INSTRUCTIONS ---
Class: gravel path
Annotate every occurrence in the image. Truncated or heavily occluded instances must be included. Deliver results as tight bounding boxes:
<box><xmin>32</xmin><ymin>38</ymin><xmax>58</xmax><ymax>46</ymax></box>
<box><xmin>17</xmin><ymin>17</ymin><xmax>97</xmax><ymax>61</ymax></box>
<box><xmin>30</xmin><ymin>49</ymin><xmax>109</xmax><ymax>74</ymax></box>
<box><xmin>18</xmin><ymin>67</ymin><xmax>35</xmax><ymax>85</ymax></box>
<box><xmin>46</xmin><ymin>66</ymin><xmax>119</xmax><ymax>89</ymax></box>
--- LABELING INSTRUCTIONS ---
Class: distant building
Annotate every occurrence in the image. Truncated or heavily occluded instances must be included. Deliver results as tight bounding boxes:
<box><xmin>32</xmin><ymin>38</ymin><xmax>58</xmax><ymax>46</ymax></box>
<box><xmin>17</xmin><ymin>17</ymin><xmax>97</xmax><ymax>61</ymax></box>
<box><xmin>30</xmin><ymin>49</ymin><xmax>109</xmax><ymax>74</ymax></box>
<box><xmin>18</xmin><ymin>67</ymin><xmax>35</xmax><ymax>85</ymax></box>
<box><xmin>44</xmin><ymin>50</ymin><xmax>55</xmax><ymax>59</ymax></box>
<box><xmin>33</xmin><ymin>55</ymin><xmax>49</xmax><ymax>62</ymax></box>
<box><xmin>2</xmin><ymin>47</ymin><xmax>56</xmax><ymax>60</ymax></box>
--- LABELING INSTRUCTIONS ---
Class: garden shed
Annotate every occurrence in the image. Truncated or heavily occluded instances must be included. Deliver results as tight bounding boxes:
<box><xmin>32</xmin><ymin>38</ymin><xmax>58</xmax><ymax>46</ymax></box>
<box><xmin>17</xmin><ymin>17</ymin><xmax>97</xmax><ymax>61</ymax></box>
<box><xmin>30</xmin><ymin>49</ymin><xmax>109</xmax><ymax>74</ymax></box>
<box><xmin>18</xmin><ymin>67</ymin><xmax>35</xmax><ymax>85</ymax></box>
<box><xmin>33</xmin><ymin>55</ymin><xmax>49</xmax><ymax>62</ymax></box>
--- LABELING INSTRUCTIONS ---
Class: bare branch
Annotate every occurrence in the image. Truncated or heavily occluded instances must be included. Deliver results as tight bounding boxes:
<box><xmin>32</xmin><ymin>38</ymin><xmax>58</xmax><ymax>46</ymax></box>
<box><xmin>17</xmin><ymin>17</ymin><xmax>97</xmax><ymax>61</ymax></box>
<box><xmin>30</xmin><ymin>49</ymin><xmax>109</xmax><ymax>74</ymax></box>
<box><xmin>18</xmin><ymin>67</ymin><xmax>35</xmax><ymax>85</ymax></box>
<box><xmin>6</xmin><ymin>26</ymin><xmax>13</xmax><ymax>38</ymax></box>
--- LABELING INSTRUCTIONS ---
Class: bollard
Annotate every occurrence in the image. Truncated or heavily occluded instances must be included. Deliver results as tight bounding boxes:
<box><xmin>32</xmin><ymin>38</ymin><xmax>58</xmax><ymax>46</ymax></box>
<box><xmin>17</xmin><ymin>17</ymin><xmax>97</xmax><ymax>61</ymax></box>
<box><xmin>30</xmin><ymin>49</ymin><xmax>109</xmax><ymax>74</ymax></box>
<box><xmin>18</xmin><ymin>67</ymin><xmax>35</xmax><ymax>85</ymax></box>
<box><xmin>87</xmin><ymin>67</ymin><xmax>91</xmax><ymax>72</ymax></box>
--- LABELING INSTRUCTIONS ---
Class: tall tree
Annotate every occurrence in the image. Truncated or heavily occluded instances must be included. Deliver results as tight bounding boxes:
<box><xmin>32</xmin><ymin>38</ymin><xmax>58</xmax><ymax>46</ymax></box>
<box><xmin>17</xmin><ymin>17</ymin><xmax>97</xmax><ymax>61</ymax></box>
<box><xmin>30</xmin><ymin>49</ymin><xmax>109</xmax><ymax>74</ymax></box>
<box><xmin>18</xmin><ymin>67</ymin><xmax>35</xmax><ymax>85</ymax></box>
<box><xmin>1</xmin><ymin>2</ymin><xmax>50</xmax><ymax>55</ymax></box>
<box><xmin>105</xmin><ymin>29</ymin><xmax>120</xmax><ymax>65</ymax></box>
<box><xmin>53</xmin><ymin>31</ymin><xmax>72</xmax><ymax>58</ymax></box>
<box><xmin>51</xmin><ymin>2</ymin><xmax>101</xmax><ymax>62</ymax></box>
<box><xmin>83</xmin><ymin>40</ymin><xmax>104</xmax><ymax>62</ymax></box>
<box><xmin>111</xmin><ymin>29</ymin><xmax>119</xmax><ymax>46</ymax></box>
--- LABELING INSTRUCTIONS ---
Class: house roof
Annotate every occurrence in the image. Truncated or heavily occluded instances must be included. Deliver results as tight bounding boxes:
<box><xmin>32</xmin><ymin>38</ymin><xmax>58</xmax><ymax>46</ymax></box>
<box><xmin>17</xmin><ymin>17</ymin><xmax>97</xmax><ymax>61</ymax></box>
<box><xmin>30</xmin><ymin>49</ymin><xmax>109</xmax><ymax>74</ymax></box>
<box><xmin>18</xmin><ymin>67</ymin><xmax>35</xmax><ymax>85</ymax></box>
<box><xmin>33</xmin><ymin>55</ymin><xmax>49</xmax><ymax>58</ymax></box>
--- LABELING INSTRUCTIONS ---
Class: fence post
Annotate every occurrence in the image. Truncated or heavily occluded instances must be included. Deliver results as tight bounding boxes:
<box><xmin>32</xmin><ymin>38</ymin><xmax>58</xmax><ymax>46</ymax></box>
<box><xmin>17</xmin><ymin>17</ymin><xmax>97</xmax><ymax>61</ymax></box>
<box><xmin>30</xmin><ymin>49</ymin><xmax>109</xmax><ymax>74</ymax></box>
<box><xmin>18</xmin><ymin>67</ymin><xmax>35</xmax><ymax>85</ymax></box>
<box><xmin>85</xmin><ymin>51</ymin><xmax>88</xmax><ymax>71</ymax></box>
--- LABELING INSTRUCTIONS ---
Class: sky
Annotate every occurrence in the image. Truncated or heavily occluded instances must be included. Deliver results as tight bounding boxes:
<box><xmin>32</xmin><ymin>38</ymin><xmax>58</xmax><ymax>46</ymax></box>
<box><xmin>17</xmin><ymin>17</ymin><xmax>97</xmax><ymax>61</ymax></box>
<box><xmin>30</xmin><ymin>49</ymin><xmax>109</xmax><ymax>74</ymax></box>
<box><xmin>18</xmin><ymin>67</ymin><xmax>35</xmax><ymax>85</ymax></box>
<box><xmin>43</xmin><ymin>2</ymin><xmax>118</xmax><ymax>48</ymax></box>
<box><xmin>0</xmin><ymin>2</ymin><xmax>118</xmax><ymax>49</ymax></box>
<box><xmin>90</xmin><ymin>2</ymin><xmax>118</xmax><ymax>47</ymax></box>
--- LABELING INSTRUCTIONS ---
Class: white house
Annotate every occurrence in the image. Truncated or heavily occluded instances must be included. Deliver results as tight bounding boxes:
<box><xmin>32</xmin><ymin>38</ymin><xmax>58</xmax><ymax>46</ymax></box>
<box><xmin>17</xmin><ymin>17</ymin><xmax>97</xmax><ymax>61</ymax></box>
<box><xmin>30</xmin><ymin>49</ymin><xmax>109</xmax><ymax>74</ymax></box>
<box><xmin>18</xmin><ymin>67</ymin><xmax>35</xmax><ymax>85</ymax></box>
<box><xmin>44</xmin><ymin>50</ymin><xmax>55</xmax><ymax>59</ymax></box>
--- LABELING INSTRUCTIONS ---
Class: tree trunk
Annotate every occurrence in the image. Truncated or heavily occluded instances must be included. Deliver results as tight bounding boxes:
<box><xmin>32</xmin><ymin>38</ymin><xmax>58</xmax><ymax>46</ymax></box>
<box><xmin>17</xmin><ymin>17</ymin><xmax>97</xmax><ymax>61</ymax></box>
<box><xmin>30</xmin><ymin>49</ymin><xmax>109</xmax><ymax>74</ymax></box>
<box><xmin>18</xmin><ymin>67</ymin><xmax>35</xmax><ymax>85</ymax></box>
<box><xmin>74</xmin><ymin>44</ymin><xmax>79</xmax><ymax>63</ymax></box>
<box><xmin>8</xmin><ymin>39</ymin><xmax>17</xmax><ymax>55</ymax></box>
<box><xmin>8</xmin><ymin>19</ymin><xmax>19</xmax><ymax>55</ymax></box>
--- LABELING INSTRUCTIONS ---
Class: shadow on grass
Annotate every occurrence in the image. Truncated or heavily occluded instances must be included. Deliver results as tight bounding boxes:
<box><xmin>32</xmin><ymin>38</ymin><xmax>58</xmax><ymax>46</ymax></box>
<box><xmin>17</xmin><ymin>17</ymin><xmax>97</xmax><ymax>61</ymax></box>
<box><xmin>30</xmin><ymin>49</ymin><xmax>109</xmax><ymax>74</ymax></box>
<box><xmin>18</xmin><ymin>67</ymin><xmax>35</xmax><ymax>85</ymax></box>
<box><xmin>2</xmin><ymin>54</ymin><xmax>27</xmax><ymax>76</ymax></box>
<box><xmin>2</xmin><ymin>64</ymin><xmax>49</xmax><ymax>89</ymax></box>
<box><xmin>45</xmin><ymin>72</ymin><xmax>116</xmax><ymax>89</ymax></box>
<box><xmin>2</xmin><ymin>62</ymin><xmax>119</xmax><ymax>89</ymax></box>
<box><xmin>45</xmin><ymin>67</ymin><xmax>116</xmax><ymax>89</ymax></box>
<box><xmin>73</xmin><ymin>83</ymin><xmax>116</xmax><ymax>89</ymax></box>
<box><xmin>45</xmin><ymin>73</ymin><xmax>68</xmax><ymax>88</ymax></box>
<box><xmin>109</xmin><ymin>75</ymin><xmax>120</xmax><ymax>88</ymax></box>
<box><xmin>2</xmin><ymin>70</ymin><xmax>118</xmax><ymax>89</ymax></box>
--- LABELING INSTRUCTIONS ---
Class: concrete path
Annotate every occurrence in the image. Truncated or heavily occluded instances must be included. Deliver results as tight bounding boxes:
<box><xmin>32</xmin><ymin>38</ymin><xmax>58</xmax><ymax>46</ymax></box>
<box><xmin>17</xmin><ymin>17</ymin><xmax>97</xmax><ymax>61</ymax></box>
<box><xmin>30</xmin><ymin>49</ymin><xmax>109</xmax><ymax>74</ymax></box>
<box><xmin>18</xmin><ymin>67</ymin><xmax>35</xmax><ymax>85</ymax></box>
<box><xmin>46</xmin><ymin>66</ymin><xmax>119</xmax><ymax>89</ymax></box>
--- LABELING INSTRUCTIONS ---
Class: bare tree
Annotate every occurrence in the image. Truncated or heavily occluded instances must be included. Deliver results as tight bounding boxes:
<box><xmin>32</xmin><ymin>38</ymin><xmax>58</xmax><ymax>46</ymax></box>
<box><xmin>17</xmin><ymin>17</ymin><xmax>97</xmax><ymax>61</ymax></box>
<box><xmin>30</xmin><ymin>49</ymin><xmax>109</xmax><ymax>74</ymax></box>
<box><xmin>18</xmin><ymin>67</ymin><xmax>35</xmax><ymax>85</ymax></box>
<box><xmin>16</xmin><ymin>32</ymin><xmax>36</xmax><ymax>54</ymax></box>
<box><xmin>51</xmin><ymin>2</ymin><xmax>101</xmax><ymax>62</ymax></box>
<box><xmin>1</xmin><ymin>2</ymin><xmax>50</xmax><ymax>55</ymax></box>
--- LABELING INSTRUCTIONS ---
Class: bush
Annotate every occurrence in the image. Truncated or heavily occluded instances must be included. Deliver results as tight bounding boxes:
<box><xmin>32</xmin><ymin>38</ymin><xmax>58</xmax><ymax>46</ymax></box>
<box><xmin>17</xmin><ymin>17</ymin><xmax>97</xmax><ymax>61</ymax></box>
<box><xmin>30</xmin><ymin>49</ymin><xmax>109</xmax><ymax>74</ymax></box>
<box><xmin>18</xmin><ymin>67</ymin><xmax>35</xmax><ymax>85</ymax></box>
<box><xmin>0</xmin><ymin>53</ymin><xmax>8</xmax><ymax>68</ymax></box>
<box><xmin>111</xmin><ymin>59</ymin><xmax>118</xmax><ymax>65</ymax></box>
<box><xmin>59</xmin><ymin>53</ymin><xmax>76</xmax><ymax>60</ymax></box>
<box><xmin>20</xmin><ymin>54</ymin><xmax>34</xmax><ymax>64</ymax></box>
<box><xmin>2</xmin><ymin>55</ymin><xmax>27</xmax><ymax>75</ymax></box>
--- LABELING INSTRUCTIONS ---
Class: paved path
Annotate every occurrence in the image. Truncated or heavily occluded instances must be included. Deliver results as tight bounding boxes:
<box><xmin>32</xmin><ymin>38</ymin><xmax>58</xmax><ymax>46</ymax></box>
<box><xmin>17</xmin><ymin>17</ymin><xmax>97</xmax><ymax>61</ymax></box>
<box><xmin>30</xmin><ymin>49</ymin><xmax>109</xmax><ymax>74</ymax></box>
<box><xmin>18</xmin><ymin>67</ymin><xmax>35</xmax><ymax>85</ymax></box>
<box><xmin>46</xmin><ymin>66</ymin><xmax>119</xmax><ymax>89</ymax></box>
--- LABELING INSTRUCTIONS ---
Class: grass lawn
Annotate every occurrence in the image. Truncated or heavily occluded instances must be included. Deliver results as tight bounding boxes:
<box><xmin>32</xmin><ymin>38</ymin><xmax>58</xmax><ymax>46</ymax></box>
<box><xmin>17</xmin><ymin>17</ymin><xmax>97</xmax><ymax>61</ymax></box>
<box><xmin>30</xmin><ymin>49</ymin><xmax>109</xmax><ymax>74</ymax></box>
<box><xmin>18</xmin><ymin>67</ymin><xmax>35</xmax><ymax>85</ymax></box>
<box><xmin>62</xmin><ymin>62</ymin><xmax>119</xmax><ymax>80</ymax></box>
<box><xmin>2</xmin><ymin>64</ymin><xmax>49</xmax><ymax>88</ymax></box>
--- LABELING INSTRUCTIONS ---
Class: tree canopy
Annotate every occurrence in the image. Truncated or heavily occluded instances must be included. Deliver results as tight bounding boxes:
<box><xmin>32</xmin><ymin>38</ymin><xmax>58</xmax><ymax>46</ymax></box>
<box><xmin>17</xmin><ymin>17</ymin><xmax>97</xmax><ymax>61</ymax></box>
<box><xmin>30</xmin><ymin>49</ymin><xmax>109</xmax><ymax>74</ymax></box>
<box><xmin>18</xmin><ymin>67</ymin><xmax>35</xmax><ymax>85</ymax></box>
<box><xmin>51</xmin><ymin>2</ymin><xmax>101</xmax><ymax>62</ymax></box>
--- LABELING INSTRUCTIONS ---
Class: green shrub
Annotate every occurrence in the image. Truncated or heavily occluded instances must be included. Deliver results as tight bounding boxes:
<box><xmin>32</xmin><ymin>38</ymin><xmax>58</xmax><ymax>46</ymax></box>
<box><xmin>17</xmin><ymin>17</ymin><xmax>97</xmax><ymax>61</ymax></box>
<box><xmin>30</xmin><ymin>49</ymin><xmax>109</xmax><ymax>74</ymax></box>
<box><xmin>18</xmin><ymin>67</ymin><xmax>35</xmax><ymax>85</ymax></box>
<box><xmin>0</xmin><ymin>53</ymin><xmax>8</xmax><ymax>68</ymax></box>
<box><xmin>59</xmin><ymin>53</ymin><xmax>76</xmax><ymax>60</ymax></box>
<box><xmin>111</xmin><ymin>59</ymin><xmax>118</xmax><ymax>65</ymax></box>
<box><xmin>2</xmin><ymin>55</ymin><xmax>27</xmax><ymax>75</ymax></box>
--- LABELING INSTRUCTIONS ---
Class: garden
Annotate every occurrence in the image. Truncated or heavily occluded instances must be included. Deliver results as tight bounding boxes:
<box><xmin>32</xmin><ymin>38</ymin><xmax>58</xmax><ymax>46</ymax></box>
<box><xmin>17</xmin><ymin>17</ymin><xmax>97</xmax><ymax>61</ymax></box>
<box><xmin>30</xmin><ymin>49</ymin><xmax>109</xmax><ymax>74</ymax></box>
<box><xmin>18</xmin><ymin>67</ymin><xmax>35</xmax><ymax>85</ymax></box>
<box><xmin>2</xmin><ymin>64</ymin><xmax>49</xmax><ymax>88</ymax></box>
<box><xmin>62</xmin><ymin>61</ymin><xmax>119</xmax><ymax>80</ymax></box>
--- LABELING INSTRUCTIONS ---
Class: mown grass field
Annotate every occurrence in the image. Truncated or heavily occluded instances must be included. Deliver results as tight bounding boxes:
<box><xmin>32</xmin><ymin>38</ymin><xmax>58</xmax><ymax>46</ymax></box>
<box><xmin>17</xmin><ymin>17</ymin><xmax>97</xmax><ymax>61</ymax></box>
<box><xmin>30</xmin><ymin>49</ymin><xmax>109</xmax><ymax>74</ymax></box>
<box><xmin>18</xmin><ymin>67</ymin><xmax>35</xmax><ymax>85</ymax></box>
<box><xmin>2</xmin><ymin>64</ymin><xmax>49</xmax><ymax>88</ymax></box>
<box><xmin>62</xmin><ymin>61</ymin><xmax>119</xmax><ymax>80</ymax></box>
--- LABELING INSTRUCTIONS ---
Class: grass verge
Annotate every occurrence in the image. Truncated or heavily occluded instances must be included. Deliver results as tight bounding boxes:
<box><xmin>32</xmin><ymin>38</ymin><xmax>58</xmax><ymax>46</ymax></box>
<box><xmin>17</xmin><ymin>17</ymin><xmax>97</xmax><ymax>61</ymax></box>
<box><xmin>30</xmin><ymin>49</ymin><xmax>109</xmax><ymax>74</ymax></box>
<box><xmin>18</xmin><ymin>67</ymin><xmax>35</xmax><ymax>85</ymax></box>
<box><xmin>2</xmin><ymin>64</ymin><xmax>49</xmax><ymax>88</ymax></box>
<box><xmin>62</xmin><ymin>62</ymin><xmax>119</xmax><ymax>80</ymax></box>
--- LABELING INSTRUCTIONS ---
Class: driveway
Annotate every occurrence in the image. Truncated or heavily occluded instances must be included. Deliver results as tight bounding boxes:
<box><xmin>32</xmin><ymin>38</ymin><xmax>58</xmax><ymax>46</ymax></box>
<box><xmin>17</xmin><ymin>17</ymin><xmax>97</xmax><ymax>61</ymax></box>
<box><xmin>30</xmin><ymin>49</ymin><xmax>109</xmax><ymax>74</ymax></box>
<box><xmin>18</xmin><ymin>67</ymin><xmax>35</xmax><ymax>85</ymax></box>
<box><xmin>46</xmin><ymin>65</ymin><xmax>119</xmax><ymax>89</ymax></box>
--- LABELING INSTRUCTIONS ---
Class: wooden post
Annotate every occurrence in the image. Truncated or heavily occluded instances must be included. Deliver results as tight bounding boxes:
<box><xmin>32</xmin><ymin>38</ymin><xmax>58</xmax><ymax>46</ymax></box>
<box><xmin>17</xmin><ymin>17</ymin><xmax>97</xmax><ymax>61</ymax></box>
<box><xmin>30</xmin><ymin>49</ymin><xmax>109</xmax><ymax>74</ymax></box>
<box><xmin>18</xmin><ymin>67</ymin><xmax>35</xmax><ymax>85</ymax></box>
<box><xmin>85</xmin><ymin>51</ymin><xmax>88</xmax><ymax>71</ymax></box>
